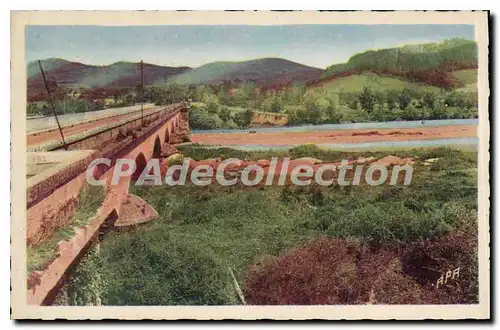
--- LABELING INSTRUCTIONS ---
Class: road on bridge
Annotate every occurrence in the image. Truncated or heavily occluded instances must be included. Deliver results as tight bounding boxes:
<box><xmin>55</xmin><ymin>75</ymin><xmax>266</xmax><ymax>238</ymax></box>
<box><xmin>27</xmin><ymin>104</ymin><xmax>161</xmax><ymax>147</ymax></box>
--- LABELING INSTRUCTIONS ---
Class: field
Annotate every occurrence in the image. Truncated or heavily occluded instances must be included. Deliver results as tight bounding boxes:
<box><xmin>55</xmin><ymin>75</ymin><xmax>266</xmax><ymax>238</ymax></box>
<box><xmin>319</xmin><ymin>72</ymin><xmax>441</xmax><ymax>94</ymax></box>
<box><xmin>452</xmin><ymin>69</ymin><xmax>478</xmax><ymax>93</ymax></box>
<box><xmin>54</xmin><ymin>146</ymin><xmax>478</xmax><ymax>306</ymax></box>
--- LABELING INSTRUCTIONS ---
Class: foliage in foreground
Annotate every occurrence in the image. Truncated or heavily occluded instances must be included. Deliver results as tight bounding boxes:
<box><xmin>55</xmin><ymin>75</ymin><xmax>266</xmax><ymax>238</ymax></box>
<box><xmin>27</xmin><ymin>185</ymin><xmax>105</xmax><ymax>273</ymax></box>
<box><xmin>57</xmin><ymin>147</ymin><xmax>477</xmax><ymax>305</ymax></box>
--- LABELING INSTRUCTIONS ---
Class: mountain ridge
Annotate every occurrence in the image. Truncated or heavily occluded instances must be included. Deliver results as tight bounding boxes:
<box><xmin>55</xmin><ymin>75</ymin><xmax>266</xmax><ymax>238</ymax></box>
<box><xmin>27</xmin><ymin>38</ymin><xmax>477</xmax><ymax>100</ymax></box>
<box><xmin>166</xmin><ymin>57</ymin><xmax>324</xmax><ymax>86</ymax></box>
<box><xmin>27</xmin><ymin>57</ymin><xmax>325</xmax><ymax>100</ymax></box>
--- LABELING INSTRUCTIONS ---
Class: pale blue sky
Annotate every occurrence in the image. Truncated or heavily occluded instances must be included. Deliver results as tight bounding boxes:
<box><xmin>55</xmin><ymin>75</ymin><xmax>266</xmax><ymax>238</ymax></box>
<box><xmin>25</xmin><ymin>25</ymin><xmax>475</xmax><ymax>69</ymax></box>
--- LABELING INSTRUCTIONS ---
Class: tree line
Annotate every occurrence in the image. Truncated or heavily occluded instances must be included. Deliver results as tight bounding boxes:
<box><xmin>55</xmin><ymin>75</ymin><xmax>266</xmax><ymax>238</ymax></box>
<box><xmin>27</xmin><ymin>81</ymin><xmax>477</xmax><ymax>130</ymax></box>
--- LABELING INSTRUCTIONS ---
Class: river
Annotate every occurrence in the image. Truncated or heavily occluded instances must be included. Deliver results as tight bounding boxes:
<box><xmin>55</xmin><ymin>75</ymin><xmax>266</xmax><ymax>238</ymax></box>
<box><xmin>190</xmin><ymin>119</ymin><xmax>478</xmax><ymax>150</ymax></box>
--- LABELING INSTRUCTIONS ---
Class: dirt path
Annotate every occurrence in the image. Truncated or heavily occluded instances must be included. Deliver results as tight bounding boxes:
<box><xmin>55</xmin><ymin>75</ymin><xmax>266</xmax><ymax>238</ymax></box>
<box><xmin>191</xmin><ymin>125</ymin><xmax>477</xmax><ymax>146</ymax></box>
<box><xmin>27</xmin><ymin>107</ymin><xmax>158</xmax><ymax>147</ymax></box>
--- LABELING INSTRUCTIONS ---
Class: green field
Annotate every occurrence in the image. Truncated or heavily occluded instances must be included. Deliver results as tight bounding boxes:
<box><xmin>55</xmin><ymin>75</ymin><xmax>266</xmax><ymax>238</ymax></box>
<box><xmin>452</xmin><ymin>69</ymin><xmax>478</xmax><ymax>93</ymax></box>
<box><xmin>55</xmin><ymin>146</ymin><xmax>478</xmax><ymax>306</ymax></box>
<box><xmin>319</xmin><ymin>73</ymin><xmax>441</xmax><ymax>94</ymax></box>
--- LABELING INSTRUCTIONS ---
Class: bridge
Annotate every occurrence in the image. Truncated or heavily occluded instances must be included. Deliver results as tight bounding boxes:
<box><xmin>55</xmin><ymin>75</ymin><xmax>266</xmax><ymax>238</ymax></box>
<box><xmin>26</xmin><ymin>102</ymin><xmax>190</xmax><ymax>305</ymax></box>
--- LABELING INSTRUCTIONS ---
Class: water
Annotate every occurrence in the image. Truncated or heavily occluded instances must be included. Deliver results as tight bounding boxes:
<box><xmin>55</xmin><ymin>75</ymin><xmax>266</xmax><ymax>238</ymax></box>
<box><xmin>192</xmin><ymin>119</ymin><xmax>478</xmax><ymax>134</ymax></box>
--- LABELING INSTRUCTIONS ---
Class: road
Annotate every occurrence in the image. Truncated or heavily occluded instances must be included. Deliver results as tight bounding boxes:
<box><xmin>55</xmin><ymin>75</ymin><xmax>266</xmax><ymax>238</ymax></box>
<box><xmin>27</xmin><ymin>104</ymin><xmax>161</xmax><ymax>147</ymax></box>
<box><xmin>26</xmin><ymin>104</ymin><xmax>156</xmax><ymax>134</ymax></box>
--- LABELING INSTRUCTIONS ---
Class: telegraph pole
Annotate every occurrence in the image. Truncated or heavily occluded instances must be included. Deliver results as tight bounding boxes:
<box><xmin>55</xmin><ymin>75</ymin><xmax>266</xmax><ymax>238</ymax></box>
<box><xmin>140</xmin><ymin>60</ymin><xmax>144</xmax><ymax>125</ymax></box>
<box><xmin>38</xmin><ymin>60</ymin><xmax>67</xmax><ymax>150</ymax></box>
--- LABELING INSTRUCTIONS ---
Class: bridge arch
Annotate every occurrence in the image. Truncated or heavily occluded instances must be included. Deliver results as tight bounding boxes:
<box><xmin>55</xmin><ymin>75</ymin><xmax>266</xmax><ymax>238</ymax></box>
<box><xmin>132</xmin><ymin>152</ymin><xmax>147</xmax><ymax>181</ymax></box>
<box><xmin>153</xmin><ymin>135</ymin><xmax>162</xmax><ymax>159</ymax></box>
<box><xmin>164</xmin><ymin>126</ymin><xmax>170</xmax><ymax>143</ymax></box>
<box><xmin>98</xmin><ymin>209</ymin><xmax>118</xmax><ymax>239</ymax></box>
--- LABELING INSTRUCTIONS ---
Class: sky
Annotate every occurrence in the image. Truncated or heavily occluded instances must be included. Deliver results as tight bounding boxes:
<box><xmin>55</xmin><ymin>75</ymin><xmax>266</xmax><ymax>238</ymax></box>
<box><xmin>25</xmin><ymin>25</ymin><xmax>475</xmax><ymax>69</ymax></box>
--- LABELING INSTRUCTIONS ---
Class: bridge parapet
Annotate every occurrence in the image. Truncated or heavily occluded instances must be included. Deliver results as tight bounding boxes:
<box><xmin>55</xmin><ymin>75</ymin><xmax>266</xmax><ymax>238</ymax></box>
<box><xmin>26</xmin><ymin>102</ymin><xmax>189</xmax><ymax>247</ymax></box>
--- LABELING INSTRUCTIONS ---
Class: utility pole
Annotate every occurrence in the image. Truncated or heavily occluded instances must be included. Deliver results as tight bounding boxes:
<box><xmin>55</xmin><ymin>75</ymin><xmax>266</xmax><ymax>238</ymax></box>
<box><xmin>38</xmin><ymin>60</ymin><xmax>67</xmax><ymax>150</ymax></box>
<box><xmin>140</xmin><ymin>60</ymin><xmax>144</xmax><ymax>125</ymax></box>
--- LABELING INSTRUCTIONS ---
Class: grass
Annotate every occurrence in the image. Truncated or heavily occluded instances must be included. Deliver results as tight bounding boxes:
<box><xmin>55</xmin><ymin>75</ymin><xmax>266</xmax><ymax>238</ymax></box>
<box><xmin>452</xmin><ymin>69</ymin><xmax>478</xmax><ymax>86</ymax></box>
<box><xmin>27</xmin><ymin>185</ymin><xmax>105</xmax><ymax>273</ymax></box>
<box><xmin>452</xmin><ymin>69</ymin><xmax>478</xmax><ymax>93</ymax></box>
<box><xmin>319</xmin><ymin>73</ymin><xmax>441</xmax><ymax>94</ymax></box>
<box><xmin>56</xmin><ymin>146</ymin><xmax>478</xmax><ymax>305</ymax></box>
<box><xmin>178</xmin><ymin>143</ymin><xmax>477</xmax><ymax>163</ymax></box>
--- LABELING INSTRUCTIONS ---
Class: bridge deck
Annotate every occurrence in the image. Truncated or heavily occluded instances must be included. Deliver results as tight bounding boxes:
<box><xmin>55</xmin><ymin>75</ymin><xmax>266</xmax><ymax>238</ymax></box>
<box><xmin>27</xmin><ymin>104</ymin><xmax>162</xmax><ymax>147</ymax></box>
<box><xmin>27</xmin><ymin>103</ymin><xmax>156</xmax><ymax>133</ymax></box>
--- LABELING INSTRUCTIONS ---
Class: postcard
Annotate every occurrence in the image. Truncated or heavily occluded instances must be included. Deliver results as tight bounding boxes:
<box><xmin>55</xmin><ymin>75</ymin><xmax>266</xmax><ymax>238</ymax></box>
<box><xmin>11</xmin><ymin>10</ymin><xmax>490</xmax><ymax>320</ymax></box>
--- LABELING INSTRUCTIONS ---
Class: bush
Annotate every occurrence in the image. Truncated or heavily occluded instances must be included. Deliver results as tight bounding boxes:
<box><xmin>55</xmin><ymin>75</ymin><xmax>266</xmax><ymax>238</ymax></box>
<box><xmin>57</xmin><ymin>147</ymin><xmax>478</xmax><ymax>306</ymax></box>
<box><xmin>97</xmin><ymin>233</ymin><xmax>237</xmax><ymax>305</ymax></box>
<box><xmin>189</xmin><ymin>108</ymin><xmax>224</xmax><ymax>130</ymax></box>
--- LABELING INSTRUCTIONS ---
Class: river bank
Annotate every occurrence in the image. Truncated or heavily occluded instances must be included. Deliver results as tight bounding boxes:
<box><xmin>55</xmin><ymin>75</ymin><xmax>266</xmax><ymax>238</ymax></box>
<box><xmin>191</xmin><ymin>124</ymin><xmax>477</xmax><ymax>146</ymax></box>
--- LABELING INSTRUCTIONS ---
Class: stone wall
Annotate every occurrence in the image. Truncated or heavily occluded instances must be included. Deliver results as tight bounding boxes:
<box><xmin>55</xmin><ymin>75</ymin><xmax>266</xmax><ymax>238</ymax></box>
<box><xmin>27</xmin><ymin>105</ymin><xmax>190</xmax><ymax>304</ymax></box>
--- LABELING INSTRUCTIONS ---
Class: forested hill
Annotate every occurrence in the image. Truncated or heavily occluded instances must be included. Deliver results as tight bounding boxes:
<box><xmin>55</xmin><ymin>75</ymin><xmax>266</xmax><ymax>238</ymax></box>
<box><xmin>166</xmin><ymin>58</ymin><xmax>323</xmax><ymax>86</ymax></box>
<box><xmin>320</xmin><ymin>39</ymin><xmax>477</xmax><ymax>89</ymax></box>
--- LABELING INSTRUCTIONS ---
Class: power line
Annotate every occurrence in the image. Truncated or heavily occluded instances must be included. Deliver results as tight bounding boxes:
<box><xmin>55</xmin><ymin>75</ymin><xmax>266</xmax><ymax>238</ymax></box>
<box><xmin>38</xmin><ymin>60</ymin><xmax>67</xmax><ymax>150</ymax></box>
<box><xmin>140</xmin><ymin>60</ymin><xmax>144</xmax><ymax>126</ymax></box>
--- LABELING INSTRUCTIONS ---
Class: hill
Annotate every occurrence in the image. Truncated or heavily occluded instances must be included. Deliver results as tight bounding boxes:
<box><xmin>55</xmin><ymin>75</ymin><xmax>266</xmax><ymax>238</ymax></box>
<box><xmin>452</xmin><ymin>69</ymin><xmax>478</xmax><ymax>93</ymax></box>
<box><xmin>27</xmin><ymin>58</ymin><xmax>69</xmax><ymax>78</ymax></box>
<box><xmin>320</xmin><ymin>38</ymin><xmax>477</xmax><ymax>89</ymax></box>
<box><xmin>167</xmin><ymin>58</ymin><xmax>324</xmax><ymax>86</ymax></box>
<box><xmin>27</xmin><ymin>59</ymin><xmax>192</xmax><ymax>98</ymax></box>
<box><xmin>318</xmin><ymin>72</ymin><xmax>441</xmax><ymax>94</ymax></box>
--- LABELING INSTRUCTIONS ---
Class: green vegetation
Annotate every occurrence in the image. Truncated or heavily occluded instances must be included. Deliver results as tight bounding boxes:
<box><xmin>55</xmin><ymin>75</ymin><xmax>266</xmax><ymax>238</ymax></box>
<box><xmin>452</xmin><ymin>69</ymin><xmax>478</xmax><ymax>86</ymax></box>
<box><xmin>165</xmin><ymin>58</ymin><xmax>322</xmax><ymax>85</ymax></box>
<box><xmin>27</xmin><ymin>99</ymin><xmax>106</xmax><ymax>116</ymax></box>
<box><xmin>453</xmin><ymin>69</ymin><xmax>478</xmax><ymax>93</ymax></box>
<box><xmin>57</xmin><ymin>147</ymin><xmax>477</xmax><ymax>305</ymax></box>
<box><xmin>179</xmin><ymin>78</ymin><xmax>477</xmax><ymax>129</ymax></box>
<box><xmin>27</xmin><ymin>185</ymin><xmax>105</xmax><ymax>273</ymax></box>
<box><xmin>28</xmin><ymin>39</ymin><xmax>478</xmax><ymax>126</ymax></box>
<box><xmin>320</xmin><ymin>73</ymin><xmax>441</xmax><ymax>93</ymax></box>
<box><xmin>324</xmin><ymin>38</ymin><xmax>477</xmax><ymax>78</ymax></box>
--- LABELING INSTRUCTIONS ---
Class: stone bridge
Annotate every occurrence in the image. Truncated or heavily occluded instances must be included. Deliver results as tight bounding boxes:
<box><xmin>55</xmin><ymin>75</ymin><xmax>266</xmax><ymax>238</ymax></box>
<box><xmin>26</xmin><ymin>102</ymin><xmax>190</xmax><ymax>305</ymax></box>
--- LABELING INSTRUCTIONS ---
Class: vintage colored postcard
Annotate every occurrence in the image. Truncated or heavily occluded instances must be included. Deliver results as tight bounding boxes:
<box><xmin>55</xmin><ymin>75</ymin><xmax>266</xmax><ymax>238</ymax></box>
<box><xmin>11</xmin><ymin>11</ymin><xmax>490</xmax><ymax>320</ymax></box>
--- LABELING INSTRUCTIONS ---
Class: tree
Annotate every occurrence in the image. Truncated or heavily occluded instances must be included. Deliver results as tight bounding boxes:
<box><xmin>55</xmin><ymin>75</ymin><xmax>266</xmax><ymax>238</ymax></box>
<box><xmin>234</xmin><ymin>108</ymin><xmax>254</xmax><ymax>127</ymax></box>
<box><xmin>358</xmin><ymin>87</ymin><xmax>376</xmax><ymax>112</ymax></box>
<box><xmin>270</xmin><ymin>98</ymin><xmax>282</xmax><ymax>113</ymax></box>
<box><xmin>423</xmin><ymin>92</ymin><xmax>436</xmax><ymax>109</ymax></box>
<box><xmin>325</xmin><ymin>100</ymin><xmax>341</xmax><ymax>123</ymax></box>
<box><xmin>218</xmin><ymin>106</ymin><xmax>232</xmax><ymax>122</ymax></box>
<box><xmin>398</xmin><ymin>88</ymin><xmax>412</xmax><ymax>110</ymax></box>
<box><xmin>189</xmin><ymin>108</ymin><xmax>223</xmax><ymax>130</ymax></box>
<box><xmin>386</xmin><ymin>90</ymin><xmax>398</xmax><ymax>110</ymax></box>
<box><xmin>165</xmin><ymin>84</ymin><xmax>186</xmax><ymax>103</ymax></box>
<box><xmin>374</xmin><ymin>91</ymin><xmax>386</xmax><ymax>110</ymax></box>
<box><xmin>402</xmin><ymin>103</ymin><xmax>419</xmax><ymax>120</ymax></box>
<box><xmin>343</xmin><ymin>92</ymin><xmax>359</xmax><ymax>110</ymax></box>
<box><xmin>206</xmin><ymin>101</ymin><xmax>219</xmax><ymax>115</ymax></box>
